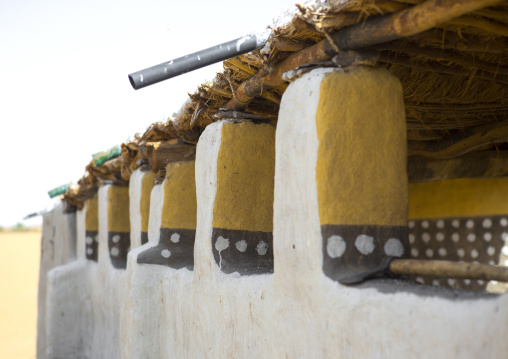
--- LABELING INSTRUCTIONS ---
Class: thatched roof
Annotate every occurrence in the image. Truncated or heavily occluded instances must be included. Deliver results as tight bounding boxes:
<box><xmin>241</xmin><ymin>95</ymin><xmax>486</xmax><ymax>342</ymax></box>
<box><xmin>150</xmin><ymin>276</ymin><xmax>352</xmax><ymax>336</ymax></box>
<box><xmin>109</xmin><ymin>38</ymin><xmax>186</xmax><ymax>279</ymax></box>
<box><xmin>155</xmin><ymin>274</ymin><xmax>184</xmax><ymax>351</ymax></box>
<box><xmin>63</xmin><ymin>0</ymin><xmax>508</xmax><ymax>210</ymax></box>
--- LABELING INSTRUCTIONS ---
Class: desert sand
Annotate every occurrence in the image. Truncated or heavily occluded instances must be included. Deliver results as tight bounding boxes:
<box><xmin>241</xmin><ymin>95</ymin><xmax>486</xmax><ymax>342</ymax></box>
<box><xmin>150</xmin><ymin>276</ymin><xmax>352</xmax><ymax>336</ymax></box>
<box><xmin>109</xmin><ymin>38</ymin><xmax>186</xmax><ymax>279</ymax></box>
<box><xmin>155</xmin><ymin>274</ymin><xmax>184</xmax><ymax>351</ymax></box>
<box><xmin>0</xmin><ymin>231</ymin><xmax>41</xmax><ymax>359</ymax></box>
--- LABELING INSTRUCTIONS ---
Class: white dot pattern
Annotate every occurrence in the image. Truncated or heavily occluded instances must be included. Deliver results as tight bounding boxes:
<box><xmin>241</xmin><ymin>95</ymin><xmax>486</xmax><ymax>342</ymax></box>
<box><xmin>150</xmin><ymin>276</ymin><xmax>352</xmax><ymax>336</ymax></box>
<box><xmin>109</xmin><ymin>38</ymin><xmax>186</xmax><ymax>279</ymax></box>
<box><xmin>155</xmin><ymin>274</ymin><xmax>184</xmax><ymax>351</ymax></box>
<box><xmin>215</xmin><ymin>236</ymin><xmax>229</xmax><ymax>251</ymax></box>
<box><xmin>422</xmin><ymin>232</ymin><xmax>431</xmax><ymax>243</ymax></box>
<box><xmin>408</xmin><ymin>216</ymin><xmax>506</xmax><ymax>291</ymax></box>
<box><xmin>487</xmin><ymin>246</ymin><xmax>495</xmax><ymax>256</ymax></box>
<box><xmin>327</xmin><ymin>235</ymin><xmax>346</xmax><ymax>258</ymax></box>
<box><xmin>256</xmin><ymin>241</ymin><xmax>268</xmax><ymax>256</ymax></box>
<box><xmin>235</xmin><ymin>240</ymin><xmax>247</xmax><ymax>253</ymax></box>
<box><xmin>384</xmin><ymin>238</ymin><xmax>404</xmax><ymax>257</ymax></box>
<box><xmin>170</xmin><ymin>233</ymin><xmax>180</xmax><ymax>243</ymax></box>
<box><xmin>451</xmin><ymin>233</ymin><xmax>460</xmax><ymax>243</ymax></box>
<box><xmin>355</xmin><ymin>235</ymin><xmax>375</xmax><ymax>255</ymax></box>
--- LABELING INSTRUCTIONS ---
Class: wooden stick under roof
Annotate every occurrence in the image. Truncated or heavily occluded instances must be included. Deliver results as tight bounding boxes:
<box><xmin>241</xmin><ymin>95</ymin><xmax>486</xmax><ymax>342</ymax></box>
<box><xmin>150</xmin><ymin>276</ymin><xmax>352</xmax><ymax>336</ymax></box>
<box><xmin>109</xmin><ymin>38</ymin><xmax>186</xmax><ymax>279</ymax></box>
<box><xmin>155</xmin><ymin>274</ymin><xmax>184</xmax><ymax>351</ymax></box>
<box><xmin>224</xmin><ymin>0</ymin><xmax>503</xmax><ymax>111</ymax></box>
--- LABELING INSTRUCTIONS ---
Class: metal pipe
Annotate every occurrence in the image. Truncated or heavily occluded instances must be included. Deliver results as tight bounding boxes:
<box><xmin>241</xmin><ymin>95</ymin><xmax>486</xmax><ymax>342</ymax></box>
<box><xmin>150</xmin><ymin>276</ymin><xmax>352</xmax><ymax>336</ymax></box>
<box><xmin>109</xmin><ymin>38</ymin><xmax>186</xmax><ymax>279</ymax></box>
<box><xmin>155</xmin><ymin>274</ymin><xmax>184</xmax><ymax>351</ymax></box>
<box><xmin>128</xmin><ymin>32</ymin><xmax>269</xmax><ymax>90</ymax></box>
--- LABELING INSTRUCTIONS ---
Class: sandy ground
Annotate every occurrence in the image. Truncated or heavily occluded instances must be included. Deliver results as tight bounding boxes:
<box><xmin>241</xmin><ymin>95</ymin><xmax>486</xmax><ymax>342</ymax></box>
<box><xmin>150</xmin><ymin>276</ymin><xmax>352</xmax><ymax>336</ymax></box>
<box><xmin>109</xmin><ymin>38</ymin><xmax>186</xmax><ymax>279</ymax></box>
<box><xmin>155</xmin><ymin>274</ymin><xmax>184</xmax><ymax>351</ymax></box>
<box><xmin>0</xmin><ymin>232</ymin><xmax>41</xmax><ymax>359</ymax></box>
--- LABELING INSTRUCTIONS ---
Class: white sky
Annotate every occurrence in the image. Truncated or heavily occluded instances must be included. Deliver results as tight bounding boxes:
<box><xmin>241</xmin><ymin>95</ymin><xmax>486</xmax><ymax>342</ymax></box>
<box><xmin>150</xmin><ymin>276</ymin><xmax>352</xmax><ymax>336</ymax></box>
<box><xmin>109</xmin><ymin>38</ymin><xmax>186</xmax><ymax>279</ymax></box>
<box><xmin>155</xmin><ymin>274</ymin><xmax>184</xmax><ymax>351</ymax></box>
<box><xmin>0</xmin><ymin>0</ymin><xmax>299</xmax><ymax>227</ymax></box>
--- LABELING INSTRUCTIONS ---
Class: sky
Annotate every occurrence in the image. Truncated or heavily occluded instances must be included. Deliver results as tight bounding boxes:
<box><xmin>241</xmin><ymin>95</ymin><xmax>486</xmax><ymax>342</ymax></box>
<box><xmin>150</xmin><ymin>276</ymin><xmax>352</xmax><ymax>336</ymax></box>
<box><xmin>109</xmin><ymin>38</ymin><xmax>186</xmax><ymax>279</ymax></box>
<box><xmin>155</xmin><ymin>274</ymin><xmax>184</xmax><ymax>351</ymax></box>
<box><xmin>0</xmin><ymin>0</ymin><xmax>299</xmax><ymax>227</ymax></box>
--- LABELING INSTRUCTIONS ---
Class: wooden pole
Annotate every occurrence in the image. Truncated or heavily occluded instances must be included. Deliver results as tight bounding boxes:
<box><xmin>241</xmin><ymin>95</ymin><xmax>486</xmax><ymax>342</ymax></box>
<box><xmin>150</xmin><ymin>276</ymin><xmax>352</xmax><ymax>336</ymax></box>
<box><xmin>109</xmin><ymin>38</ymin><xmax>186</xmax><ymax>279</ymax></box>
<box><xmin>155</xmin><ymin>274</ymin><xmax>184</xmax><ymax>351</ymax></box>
<box><xmin>408</xmin><ymin>120</ymin><xmax>508</xmax><ymax>159</ymax></box>
<box><xmin>144</xmin><ymin>141</ymin><xmax>196</xmax><ymax>174</ymax></box>
<box><xmin>224</xmin><ymin>0</ymin><xmax>502</xmax><ymax>110</ymax></box>
<box><xmin>390</xmin><ymin>259</ymin><xmax>508</xmax><ymax>282</ymax></box>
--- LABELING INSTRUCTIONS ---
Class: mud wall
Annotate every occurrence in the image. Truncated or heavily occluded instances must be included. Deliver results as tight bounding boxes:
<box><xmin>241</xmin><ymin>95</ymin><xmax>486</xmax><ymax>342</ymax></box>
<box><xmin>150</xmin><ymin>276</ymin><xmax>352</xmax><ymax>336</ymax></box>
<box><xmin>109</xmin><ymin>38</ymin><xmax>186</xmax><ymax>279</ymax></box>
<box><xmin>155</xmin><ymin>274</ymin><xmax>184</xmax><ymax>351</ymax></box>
<box><xmin>38</xmin><ymin>67</ymin><xmax>508</xmax><ymax>359</ymax></box>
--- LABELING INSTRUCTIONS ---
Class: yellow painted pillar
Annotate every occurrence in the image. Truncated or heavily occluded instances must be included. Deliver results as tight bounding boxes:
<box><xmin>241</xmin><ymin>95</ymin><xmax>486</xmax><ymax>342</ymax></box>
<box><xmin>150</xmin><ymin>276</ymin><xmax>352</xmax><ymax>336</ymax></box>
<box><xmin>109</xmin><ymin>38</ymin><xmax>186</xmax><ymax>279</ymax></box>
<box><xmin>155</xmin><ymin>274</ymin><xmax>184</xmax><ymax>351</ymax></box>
<box><xmin>138</xmin><ymin>161</ymin><xmax>197</xmax><ymax>269</ymax></box>
<box><xmin>108</xmin><ymin>185</ymin><xmax>130</xmax><ymax>269</ymax></box>
<box><xmin>316</xmin><ymin>67</ymin><xmax>409</xmax><ymax>282</ymax></box>
<box><xmin>85</xmin><ymin>194</ymin><xmax>99</xmax><ymax>262</ymax></box>
<box><xmin>210</xmin><ymin>121</ymin><xmax>275</xmax><ymax>275</ymax></box>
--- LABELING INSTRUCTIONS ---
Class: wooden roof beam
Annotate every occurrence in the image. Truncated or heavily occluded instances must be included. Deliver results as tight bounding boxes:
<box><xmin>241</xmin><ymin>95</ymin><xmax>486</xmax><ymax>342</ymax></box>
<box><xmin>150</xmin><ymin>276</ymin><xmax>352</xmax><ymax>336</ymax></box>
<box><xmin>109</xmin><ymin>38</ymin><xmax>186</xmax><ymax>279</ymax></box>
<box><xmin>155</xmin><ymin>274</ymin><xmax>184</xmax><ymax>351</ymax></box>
<box><xmin>224</xmin><ymin>0</ymin><xmax>503</xmax><ymax>110</ymax></box>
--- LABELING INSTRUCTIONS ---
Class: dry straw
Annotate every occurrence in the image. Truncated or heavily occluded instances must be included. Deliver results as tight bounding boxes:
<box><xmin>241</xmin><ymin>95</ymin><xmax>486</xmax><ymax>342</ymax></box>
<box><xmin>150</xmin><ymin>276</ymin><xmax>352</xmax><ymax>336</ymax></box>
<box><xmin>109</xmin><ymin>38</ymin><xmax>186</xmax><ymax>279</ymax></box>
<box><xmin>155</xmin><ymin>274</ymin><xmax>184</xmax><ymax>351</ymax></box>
<box><xmin>64</xmin><ymin>0</ymin><xmax>508</xmax><ymax>209</ymax></box>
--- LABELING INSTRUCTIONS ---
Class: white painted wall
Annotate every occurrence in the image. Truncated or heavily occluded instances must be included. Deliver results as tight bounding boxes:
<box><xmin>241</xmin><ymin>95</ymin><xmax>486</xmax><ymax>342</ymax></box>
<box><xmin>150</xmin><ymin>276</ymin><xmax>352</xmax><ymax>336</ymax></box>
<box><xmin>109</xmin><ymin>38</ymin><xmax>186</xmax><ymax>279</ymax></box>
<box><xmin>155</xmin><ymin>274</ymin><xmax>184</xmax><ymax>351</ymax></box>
<box><xmin>37</xmin><ymin>203</ymin><xmax>76</xmax><ymax>359</ymax></box>
<box><xmin>129</xmin><ymin>169</ymin><xmax>145</xmax><ymax>249</ymax></box>
<box><xmin>270</xmin><ymin>68</ymin><xmax>508</xmax><ymax>358</ymax></box>
<box><xmin>39</xmin><ymin>69</ymin><xmax>508</xmax><ymax>359</ymax></box>
<box><xmin>121</xmin><ymin>183</ymin><xmax>168</xmax><ymax>358</ymax></box>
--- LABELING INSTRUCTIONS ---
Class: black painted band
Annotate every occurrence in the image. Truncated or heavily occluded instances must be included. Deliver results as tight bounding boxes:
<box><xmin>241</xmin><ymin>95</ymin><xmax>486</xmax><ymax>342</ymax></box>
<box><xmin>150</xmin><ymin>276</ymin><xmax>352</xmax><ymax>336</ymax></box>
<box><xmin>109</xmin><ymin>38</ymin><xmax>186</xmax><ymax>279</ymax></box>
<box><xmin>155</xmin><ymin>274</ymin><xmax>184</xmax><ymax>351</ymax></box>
<box><xmin>211</xmin><ymin>228</ymin><xmax>274</xmax><ymax>275</ymax></box>
<box><xmin>140</xmin><ymin>232</ymin><xmax>149</xmax><ymax>245</ymax></box>
<box><xmin>108</xmin><ymin>231</ymin><xmax>130</xmax><ymax>269</ymax></box>
<box><xmin>85</xmin><ymin>230</ymin><xmax>98</xmax><ymax>262</ymax></box>
<box><xmin>137</xmin><ymin>228</ymin><xmax>195</xmax><ymax>270</ymax></box>
<box><xmin>321</xmin><ymin>225</ymin><xmax>409</xmax><ymax>283</ymax></box>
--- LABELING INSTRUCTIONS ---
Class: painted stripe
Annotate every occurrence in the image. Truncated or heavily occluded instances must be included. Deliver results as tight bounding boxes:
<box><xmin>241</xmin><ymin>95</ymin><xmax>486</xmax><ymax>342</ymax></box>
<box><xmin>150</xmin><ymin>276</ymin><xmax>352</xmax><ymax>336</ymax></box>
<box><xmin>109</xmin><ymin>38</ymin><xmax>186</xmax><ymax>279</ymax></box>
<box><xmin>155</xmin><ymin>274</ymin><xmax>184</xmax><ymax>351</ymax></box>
<box><xmin>137</xmin><ymin>228</ymin><xmax>195</xmax><ymax>269</ymax></box>
<box><xmin>211</xmin><ymin>228</ymin><xmax>273</xmax><ymax>275</ymax></box>
<box><xmin>407</xmin><ymin>216</ymin><xmax>507</xmax><ymax>291</ymax></box>
<box><xmin>409</xmin><ymin>178</ymin><xmax>508</xmax><ymax>219</ymax></box>
<box><xmin>322</xmin><ymin>224</ymin><xmax>408</xmax><ymax>283</ymax></box>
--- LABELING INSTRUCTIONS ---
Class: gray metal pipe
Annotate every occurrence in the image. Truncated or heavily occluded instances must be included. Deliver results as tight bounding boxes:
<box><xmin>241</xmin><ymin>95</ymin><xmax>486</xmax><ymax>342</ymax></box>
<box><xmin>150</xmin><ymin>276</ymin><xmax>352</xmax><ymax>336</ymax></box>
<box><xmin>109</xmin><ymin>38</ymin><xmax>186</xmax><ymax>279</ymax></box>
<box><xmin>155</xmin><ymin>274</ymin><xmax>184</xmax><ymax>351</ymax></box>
<box><xmin>128</xmin><ymin>32</ymin><xmax>269</xmax><ymax>90</ymax></box>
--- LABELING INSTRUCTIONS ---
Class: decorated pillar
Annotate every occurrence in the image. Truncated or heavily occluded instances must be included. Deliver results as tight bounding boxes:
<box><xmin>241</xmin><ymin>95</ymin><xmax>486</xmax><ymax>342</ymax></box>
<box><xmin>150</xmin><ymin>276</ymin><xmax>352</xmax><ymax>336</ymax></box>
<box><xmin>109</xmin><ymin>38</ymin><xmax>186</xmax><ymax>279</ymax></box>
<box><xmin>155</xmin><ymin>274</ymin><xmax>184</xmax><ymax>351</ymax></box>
<box><xmin>107</xmin><ymin>185</ymin><xmax>130</xmax><ymax>269</ymax></box>
<box><xmin>275</xmin><ymin>66</ymin><xmax>408</xmax><ymax>284</ymax></box>
<box><xmin>196</xmin><ymin>120</ymin><xmax>275</xmax><ymax>276</ymax></box>
<box><xmin>85</xmin><ymin>195</ymin><xmax>99</xmax><ymax>262</ymax></box>
<box><xmin>137</xmin><ymin>161</ymin><xmax>197</xmax><ymax>269</ymax></box>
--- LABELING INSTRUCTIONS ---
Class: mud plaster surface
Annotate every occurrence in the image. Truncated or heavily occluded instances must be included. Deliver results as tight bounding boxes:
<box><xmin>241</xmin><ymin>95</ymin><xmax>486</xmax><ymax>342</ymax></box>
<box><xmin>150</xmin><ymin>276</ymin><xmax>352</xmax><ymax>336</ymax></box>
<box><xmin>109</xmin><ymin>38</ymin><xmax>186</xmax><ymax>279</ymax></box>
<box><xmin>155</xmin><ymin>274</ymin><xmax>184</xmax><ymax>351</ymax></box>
<box><xmin>41</xmin><ymin>69</ymin><xmax>508</xmax><ymax>359</ymax></box>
